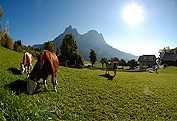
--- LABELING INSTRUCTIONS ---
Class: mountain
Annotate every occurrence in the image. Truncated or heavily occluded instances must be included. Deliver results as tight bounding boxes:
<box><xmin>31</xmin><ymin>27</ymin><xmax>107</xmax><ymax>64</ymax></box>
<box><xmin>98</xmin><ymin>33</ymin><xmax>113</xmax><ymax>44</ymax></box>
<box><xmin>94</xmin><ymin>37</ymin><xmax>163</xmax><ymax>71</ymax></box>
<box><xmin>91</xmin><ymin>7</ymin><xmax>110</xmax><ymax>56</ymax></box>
<box><xmin>33</xmin><ymin>25</ymin><xmax>138</xmax><ymax>61</ymax></box>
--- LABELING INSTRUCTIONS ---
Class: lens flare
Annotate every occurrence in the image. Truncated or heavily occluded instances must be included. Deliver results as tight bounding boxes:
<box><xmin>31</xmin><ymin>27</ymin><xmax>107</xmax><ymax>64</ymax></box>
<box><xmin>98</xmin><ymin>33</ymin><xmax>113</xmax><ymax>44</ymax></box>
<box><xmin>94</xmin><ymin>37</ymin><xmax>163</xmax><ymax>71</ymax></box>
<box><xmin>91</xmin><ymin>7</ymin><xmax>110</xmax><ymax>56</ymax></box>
<box><xmin>123</xmin><ymin>3</ymin><xmax>144</xmax><ymax>25</ymax></box>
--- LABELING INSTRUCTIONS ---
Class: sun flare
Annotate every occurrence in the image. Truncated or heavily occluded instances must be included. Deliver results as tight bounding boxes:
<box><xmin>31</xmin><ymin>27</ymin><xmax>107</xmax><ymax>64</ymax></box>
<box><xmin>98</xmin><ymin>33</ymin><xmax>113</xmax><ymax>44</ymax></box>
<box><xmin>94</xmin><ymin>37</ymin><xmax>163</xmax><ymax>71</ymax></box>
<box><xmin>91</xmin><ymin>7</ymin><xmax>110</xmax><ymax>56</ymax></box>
<box><xmin>123</xmin><ymin>4</ymin><xmax>144</xmax><ymax>25</ymax></box>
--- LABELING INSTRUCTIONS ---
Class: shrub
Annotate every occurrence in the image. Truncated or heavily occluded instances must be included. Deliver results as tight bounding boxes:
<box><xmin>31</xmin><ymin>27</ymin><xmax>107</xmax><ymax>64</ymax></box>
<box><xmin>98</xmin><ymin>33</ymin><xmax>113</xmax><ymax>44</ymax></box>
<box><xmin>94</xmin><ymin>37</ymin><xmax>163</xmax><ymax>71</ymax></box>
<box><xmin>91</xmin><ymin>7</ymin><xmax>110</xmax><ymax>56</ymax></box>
<box><xmin>44</xmin><ymin>41</ymin><xmax>57</xmax><ymax>54</ymax></box>
<box><xmin>71</xmin><ymin>51</ymin><xmax>84</xmax><ymax>68</ymax></box>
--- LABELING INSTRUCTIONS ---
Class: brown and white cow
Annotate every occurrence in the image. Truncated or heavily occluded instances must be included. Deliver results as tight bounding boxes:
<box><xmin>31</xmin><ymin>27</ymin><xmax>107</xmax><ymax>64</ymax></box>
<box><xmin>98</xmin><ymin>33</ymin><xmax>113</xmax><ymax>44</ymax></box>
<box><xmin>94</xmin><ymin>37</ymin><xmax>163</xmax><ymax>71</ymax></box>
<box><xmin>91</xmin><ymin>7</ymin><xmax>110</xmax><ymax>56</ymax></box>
<box><xmin>20</xmin><ymin>52</ymin><xmax>33</xmax><ymax>75</ymax></box>
<box><xmin>26</xmin><ymin>50</ymin><xmax>59</xmax><ymax>94</ymax></box>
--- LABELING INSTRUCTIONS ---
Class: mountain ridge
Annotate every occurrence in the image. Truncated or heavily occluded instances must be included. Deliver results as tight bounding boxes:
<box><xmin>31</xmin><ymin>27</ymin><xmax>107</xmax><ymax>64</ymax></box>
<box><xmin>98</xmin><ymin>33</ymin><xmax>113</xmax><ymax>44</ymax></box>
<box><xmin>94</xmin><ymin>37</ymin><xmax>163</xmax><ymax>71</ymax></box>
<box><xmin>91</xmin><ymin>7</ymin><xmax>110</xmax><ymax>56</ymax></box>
<box><xmin>33</xmin><ymin>25</ymin><xmax>138</xmax><ymax>61</ymax></box>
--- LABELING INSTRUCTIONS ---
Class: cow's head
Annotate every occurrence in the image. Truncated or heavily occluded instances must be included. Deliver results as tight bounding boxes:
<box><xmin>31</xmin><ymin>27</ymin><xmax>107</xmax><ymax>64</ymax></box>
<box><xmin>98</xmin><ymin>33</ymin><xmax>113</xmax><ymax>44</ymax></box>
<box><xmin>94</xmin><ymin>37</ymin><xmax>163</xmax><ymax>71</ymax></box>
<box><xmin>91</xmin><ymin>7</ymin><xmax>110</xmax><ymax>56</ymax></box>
<box><xmin>20</xmin><ymin>63</ymin><xmax>25</xmax><ymax>74</ymax></box>
<box><xmin>27</xmin><ymin>78</ymin><xmax>37</xmax><ymax>94</ymax></box>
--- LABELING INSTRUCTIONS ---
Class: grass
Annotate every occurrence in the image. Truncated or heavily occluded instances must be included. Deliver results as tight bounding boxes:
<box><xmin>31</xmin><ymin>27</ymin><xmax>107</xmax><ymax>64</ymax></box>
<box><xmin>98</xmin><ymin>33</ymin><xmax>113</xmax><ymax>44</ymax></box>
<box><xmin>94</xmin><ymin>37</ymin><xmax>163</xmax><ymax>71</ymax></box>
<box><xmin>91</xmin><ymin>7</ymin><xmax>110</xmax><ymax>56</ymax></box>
<box><xmin>0</xmin><ymin>46</ymin><xmax>177</xmax><ymax>120</ymax></box>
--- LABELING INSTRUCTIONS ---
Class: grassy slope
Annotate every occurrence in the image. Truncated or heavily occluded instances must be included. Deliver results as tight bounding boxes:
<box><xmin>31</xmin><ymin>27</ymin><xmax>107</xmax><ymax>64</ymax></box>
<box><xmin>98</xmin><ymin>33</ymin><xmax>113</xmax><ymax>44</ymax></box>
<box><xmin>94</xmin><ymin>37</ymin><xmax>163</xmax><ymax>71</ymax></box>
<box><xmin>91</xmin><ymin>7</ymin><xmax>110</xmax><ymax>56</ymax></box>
<box><xmin>0</xmin><ymin>46</ymin><xmax>177</xmax><ymax>120</ymax></box>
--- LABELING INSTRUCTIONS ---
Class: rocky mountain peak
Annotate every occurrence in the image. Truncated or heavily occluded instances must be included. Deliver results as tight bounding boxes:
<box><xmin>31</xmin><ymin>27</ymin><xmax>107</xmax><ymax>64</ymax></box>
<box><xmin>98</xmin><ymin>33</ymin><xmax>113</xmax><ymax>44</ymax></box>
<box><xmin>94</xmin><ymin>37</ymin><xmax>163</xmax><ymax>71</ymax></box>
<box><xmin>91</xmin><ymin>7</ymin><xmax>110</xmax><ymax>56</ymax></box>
<box><xmin>64</xmin><ymin>25</ymin><xmax>79</xmax><ymax>35</ymax></box>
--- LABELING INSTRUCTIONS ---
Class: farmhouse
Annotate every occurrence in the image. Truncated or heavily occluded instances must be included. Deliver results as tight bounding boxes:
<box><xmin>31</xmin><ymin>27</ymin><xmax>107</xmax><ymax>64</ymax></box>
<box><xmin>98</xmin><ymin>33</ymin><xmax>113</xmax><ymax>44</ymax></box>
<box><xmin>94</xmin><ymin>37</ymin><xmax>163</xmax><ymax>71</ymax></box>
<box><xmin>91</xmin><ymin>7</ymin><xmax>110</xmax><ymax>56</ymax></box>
<box><xmin>161</xmin><ymin>53</ymin><xmax>177</xmax><ymax>66</ymax></box>
<box><xmin>138</xmin><ymin>55</ymin><xmax>156</xmax><ymax>70</ymax></box>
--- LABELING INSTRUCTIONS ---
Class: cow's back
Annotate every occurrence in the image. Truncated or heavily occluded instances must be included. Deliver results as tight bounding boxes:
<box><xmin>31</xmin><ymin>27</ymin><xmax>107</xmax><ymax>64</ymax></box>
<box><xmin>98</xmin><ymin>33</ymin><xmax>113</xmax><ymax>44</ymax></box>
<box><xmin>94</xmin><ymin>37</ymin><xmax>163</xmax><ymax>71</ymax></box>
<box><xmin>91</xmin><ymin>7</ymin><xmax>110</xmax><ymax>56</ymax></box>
<box><xmin>30</xmin><ymin>50</ymin><xmax>59</xmax><ymax>81</ymax></box>
<box><xmin>106</xmin><ymin>62</ymin><xmax>117</xmax><ymax>71</ymax></box>
<box><xmin>44</xmin><ymin>50</ymin><xmax>59</xmax><ymax>73</ymax></box>
<box><xmin>23</xmin><ymin>52</ymin><xmax>33</xmax><ymax>66</ymax></box>
<box><xmin>106</xmin><ymin>62</ymin><xmax>114</xmax><ymax>70</ymax></box>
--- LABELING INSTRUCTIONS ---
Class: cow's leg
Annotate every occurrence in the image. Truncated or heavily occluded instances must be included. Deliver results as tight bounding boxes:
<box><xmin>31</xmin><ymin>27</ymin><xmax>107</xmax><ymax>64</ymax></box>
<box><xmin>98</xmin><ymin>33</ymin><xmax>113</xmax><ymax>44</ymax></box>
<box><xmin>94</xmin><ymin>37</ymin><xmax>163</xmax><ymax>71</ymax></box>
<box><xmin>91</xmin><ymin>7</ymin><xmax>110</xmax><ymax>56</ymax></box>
<box><xmin>43</xmin><ymin>80</ymin><xmax>47</xmax><ymax>92</ymax></box>
<box><xmin>52</xmin><ymin>74</ymin><xmax>57</xmax><ymax>92</ymax></box>
<box><xmin>28</xmin><ymin>65</ymin><xmax>30</xmax><ymax>73</ymax></box>
<box><xmin>25</xmin><ymin>66</ymin><xmax>27</xmax><ymax>73</ymax></box>
<box><xmin>114</xmin><ymin>70</ymin><xmax>116</xmax><ymax>76</ymax></box>
<box><xmin>55</xmin><ymin>73</ymin><xmax>58</xmax><ymax>85</ymax></box>
<box><xmin>30</xmin><ymin>64</ymin><xmax>33</xmax><ymax>70</ymax></box>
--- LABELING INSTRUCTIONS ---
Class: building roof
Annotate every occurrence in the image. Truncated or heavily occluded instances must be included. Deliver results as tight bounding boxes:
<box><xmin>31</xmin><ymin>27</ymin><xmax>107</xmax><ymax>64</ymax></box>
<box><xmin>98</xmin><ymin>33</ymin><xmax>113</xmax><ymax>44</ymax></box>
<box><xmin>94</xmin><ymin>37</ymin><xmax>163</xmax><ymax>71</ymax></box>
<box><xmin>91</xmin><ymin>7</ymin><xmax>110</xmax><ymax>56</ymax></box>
<box><xmin>138</xmin><ymin>55</ymin><xmax>156</xmax><ymax>62</ymax></box>
<box><xmin>162</xmin><ymin>53</ymin><xmax>177</xmax><ymax>62</ymax></box>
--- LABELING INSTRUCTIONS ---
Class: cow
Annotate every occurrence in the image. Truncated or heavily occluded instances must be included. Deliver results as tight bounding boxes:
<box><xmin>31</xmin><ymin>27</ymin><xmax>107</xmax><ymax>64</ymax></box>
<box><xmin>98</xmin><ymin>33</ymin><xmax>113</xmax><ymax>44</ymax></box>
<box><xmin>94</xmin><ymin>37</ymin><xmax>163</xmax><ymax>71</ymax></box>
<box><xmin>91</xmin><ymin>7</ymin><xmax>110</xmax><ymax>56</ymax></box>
<box><xmin>26</xmin><ymin>50</ymin><xmax>59</xmax><ymax>94</ymax></box>
<box><xmin>106</xmin><ymin>62</ymin><xmax>118</xmax><ymax>76</ymax></box>
<box><xmin>20</xmin><ymin>52</ymin><xmax>33</xmax><ymax>75</ymax></box>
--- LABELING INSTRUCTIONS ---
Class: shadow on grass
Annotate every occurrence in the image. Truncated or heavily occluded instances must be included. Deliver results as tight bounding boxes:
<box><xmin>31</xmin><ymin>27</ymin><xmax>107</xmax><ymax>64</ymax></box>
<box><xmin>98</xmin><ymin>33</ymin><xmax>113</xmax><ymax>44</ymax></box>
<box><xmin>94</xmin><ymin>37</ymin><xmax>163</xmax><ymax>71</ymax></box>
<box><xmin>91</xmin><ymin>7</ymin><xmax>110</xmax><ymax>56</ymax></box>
<box><xmin>99</xmin><ymin>74</ymin><xmax>115</xmax><ymax>80</ymax></box>
<box><xmin>5</xmin><ymin>79</ymin><xmax>27</xmax><ymax>95</ymax></box>
<box><xmin>8</xmin><ymin>68</ymin><xmax>21</xmax><ymax>75</ymax></box>
<box><xmin>5</xmin><ymin>79</ymin><xmax>42</xmax><ymax>95</ymax></box>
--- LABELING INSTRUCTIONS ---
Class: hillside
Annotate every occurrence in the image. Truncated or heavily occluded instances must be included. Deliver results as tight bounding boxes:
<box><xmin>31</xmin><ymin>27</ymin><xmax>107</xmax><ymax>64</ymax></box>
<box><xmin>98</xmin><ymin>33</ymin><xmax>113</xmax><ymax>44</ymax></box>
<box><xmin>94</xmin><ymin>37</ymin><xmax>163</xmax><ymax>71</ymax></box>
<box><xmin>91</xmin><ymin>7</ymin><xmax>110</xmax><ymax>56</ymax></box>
<box><xmin>0</xmin><ymin>46</ymin><xmax>177</xmax><ymax>120</ymax></box>
<box><xmin>33</xmin><ymin>25</ymin><xmax>138</xmax><ymax>61</ymax></box>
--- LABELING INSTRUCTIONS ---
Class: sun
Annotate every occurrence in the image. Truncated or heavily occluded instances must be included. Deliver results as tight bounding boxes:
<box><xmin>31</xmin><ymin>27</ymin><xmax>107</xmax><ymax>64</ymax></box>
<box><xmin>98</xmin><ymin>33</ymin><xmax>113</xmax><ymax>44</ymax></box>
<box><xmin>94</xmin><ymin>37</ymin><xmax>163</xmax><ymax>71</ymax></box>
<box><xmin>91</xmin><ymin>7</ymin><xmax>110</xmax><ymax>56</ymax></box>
<box><xmin>123</xmin><ymin>3</ymin><xmax>144</xmax><ymax>25</ymax></box>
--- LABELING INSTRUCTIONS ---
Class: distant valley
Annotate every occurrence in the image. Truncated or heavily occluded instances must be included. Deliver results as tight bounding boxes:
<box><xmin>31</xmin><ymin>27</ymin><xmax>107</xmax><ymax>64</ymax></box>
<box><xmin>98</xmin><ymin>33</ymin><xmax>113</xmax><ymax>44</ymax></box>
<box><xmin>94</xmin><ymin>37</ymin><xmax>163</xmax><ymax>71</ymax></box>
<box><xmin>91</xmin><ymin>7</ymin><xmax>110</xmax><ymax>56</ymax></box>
<box><xmin>33</xmin><ymin>25</ymin><xmax>138</xmax><ymax>61</ymax></box>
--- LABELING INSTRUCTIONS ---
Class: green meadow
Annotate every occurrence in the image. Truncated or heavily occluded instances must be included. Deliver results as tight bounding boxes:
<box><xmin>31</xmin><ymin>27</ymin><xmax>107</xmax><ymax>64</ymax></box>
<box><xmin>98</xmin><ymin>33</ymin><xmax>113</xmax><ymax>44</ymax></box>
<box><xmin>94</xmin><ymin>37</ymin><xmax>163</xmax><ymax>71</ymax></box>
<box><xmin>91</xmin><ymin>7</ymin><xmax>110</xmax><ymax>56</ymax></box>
<box><xmin>0</xmin><ymin>46</ymin><xmax>177</xmax><ymax>120</ymax></box>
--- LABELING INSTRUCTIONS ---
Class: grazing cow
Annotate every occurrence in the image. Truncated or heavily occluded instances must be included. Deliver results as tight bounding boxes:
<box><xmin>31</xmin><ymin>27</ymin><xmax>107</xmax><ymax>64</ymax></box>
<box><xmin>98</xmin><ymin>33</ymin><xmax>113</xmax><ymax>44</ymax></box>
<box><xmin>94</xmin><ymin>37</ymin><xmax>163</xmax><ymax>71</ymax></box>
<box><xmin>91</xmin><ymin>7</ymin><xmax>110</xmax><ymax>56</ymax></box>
<box><xmin>106</xmin><ymin>62</ymin><xmax>118</xmax><ymax>76</ymax></box>
<box><xmin>20</xmin><ymin>52</ymin><xmax>33</xmax><ymax>75</ymax></box>
<box><xmin>27</xmin><ymin>50</ymin><xmax>59</xmax><ymax>94</ymax></box>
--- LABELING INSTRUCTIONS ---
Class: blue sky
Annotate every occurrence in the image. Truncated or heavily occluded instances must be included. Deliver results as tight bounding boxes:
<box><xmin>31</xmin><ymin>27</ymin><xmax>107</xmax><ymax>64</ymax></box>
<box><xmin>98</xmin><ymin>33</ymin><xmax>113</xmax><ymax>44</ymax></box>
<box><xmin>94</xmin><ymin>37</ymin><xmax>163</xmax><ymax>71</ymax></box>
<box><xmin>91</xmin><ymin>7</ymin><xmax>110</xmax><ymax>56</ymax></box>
<box><xmin>1</xmin><ymin>0</ymin><xmax>177</xmax><ymax>56</ymax></box>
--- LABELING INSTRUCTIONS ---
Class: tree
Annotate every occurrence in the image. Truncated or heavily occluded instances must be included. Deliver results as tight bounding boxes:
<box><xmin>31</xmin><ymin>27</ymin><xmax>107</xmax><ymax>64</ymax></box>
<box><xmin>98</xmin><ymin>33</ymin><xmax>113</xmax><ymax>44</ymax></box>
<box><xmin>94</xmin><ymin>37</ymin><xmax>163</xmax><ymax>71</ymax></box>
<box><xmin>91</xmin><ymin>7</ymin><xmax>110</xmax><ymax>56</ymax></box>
<box><xmin>15</xmin><ymin>40</ymin><xmax>22</xmax><ymax>46</ymax></box>
<box><xmin>60</xmin><ymin>34</ymin><xmax>78</xmax><ymax>61</ymax></box>
<box><xmin>0</xmin><ymin>9</ymin><xmax>13</xmax><ymax>50</ymax></box>
<box><xmin>119</xmin><ymin>59</ymin><xmax>127</xmax><ymax>67</ymax></box>
<box><xmin>44</xmin><ymin>41</ymin><xmax>57</xmax><ymax>54</ymax></box>
<box><xmin>166</xmin><ymin>46</ymin><xmax>170</xmax><ymax>54</ymax></box>
<box><xmin>0</xmin><ymin>6</ymin><xmax>3</xmax><ymax>21</ymax></box>
<box><xmin>127</xmin><ymin>59</ymin><xmax>137</xmax><ymax>69</ymax></box>
<box><xmin>1</xmin><ymin>34</ymin><xmax>6</xmax><ymax>47</ymax></box>
<box><xmin>174</xmin><ymin>47</ymin><xmax>177</xmax><ymax>54</ymax></box>
<box><xmin>14</xmin><ymin>40</ymin><xmax>22</xmax><ymax>52</ymax></box>
<box><xmin>1</xmin><ymin>20</ymin><xmax>10</xmax><ymax>47</ymax></box>
<box><xmin>161</xmin><ymin>46</ymin><xmax>171</xmax><ymax>55</ymax></box>
<box><xmin>60</xmin><ymin>34</ymin><xmax>84</xmax><ymax>68</ymax></box>
<box><xmin>6</xmin><ymin>36</ymin><xmax>13</xmax><ymax>49</ymax></box>
<box><xmin>100</xmin><ymin>58</ymin><xmax>108</xmax><ymax>69</ymax></box>
<box><xmin>4</xmin><ymin>20</ymin><xmax>9</xmax><ymax>35</ymax></box>
<box><xmin>89</xmin><ymin>49</ymin><xmax>97</xmax><ymax>67</ymax></box>
<box><xmin>70</xmin><ymin>51</ymin><xmax>84</xmax><ymax>68</ymax></box>
<box><xmin>1</xmin><ymin>33</ymin><xmax>13</xmax><ymax>49</ymax></box>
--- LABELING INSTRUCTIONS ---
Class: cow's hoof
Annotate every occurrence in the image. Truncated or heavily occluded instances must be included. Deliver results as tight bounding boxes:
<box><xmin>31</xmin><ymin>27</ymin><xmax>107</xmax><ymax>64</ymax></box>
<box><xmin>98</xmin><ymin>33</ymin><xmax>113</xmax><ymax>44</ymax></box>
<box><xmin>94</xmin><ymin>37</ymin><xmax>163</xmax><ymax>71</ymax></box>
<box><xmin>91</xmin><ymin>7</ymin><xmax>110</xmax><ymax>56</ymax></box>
<box><xmin>54</xmin><ymin>87</ymin><xmax>57</xmax><ymax>92</ymax></box>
